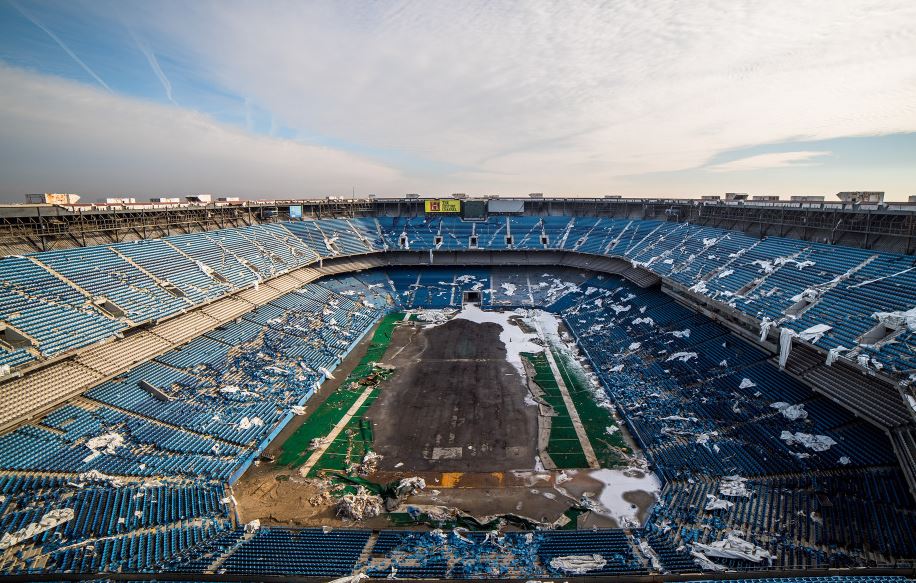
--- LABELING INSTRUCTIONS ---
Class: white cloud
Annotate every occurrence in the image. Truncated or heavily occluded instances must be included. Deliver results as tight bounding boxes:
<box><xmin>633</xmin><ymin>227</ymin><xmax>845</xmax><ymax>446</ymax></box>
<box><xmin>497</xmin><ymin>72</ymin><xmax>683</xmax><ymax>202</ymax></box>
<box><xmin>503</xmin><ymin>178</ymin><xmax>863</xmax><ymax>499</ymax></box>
<box><xmin>0</xmin><ymin>64</ymin><xmax>404</xmax><ymax>198</ymax></box>
<box><xmin>707</xmin><ymin>151</ymin><xmax>832</xmax><ymax>173</ymax></box>
<box><xmin>131</xmin><ymin>0</ymin><xmax>916</xmax><ymax>192</ymax></box>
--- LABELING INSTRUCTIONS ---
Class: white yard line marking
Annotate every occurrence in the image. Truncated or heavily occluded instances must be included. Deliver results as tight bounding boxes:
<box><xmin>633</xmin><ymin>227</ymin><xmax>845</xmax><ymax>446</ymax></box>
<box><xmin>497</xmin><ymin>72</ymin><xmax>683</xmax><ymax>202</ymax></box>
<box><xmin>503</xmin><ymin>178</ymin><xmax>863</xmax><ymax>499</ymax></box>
<box><xmin>298</xmin><ymin>386</ymin><xmax>375</xmax><ymax>477</ymax></box>
<box><xmin>531</xmin><ymin>317</ymin><xmax>600</xmax><ymax>469</ymax></box>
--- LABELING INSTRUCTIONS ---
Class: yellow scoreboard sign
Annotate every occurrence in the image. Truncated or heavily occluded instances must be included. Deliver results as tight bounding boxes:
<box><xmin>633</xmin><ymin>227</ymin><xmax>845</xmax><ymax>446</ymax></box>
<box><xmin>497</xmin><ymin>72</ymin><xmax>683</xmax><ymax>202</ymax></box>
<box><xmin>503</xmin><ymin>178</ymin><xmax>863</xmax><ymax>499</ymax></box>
<box><xmin>424</xmin><ymin>199</ymin><xmax>461</xmax><ymax>213</ymax></box>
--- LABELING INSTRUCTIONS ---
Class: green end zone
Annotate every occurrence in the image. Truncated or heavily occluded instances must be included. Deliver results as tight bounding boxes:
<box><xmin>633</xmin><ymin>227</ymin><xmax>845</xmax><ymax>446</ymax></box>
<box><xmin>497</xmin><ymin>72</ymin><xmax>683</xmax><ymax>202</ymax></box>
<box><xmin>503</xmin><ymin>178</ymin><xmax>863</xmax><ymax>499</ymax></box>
<box><xmin>275</xmin><ymin>312</ymin><xmax>403</xmax><ymax>475</ymax></box>
<box><xmin>523</xmin><ymin>348</ymin><xmax>629</xmax><ymax>470</ymax></box>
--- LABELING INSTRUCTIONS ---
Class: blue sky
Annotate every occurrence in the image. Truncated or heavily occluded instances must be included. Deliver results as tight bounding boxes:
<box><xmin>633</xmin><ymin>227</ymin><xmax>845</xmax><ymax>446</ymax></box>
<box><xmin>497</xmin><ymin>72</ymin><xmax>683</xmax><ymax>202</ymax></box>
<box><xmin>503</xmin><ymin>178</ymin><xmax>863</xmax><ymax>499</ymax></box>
<box><xmin>0</xmin><ymin>0</ymin><xmax>914</xmax><ymax>201</ymax></box>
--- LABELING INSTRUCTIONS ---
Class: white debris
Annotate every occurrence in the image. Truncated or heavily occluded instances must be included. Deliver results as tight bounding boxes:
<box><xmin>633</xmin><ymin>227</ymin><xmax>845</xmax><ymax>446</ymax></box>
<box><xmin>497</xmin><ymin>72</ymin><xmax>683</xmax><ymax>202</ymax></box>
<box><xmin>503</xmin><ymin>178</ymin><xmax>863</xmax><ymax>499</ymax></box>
<box><xmin>692</xmin><ymin>532</ymin><xmax>773</xmax><ymax>564</ymax></box>
<box><xmin>83</xmin><ymin>432</ymin><xmax>124</xmax><ymax>462</ymax></box>
<box><xmin>318</xmin><ymin>367</ymin><xmax>336</xmax><ymax>380</ymax></box>
<box><xmin>666</xmin><ymin>352</ymin><xmax>697</xmax><ymax>362</ymax></box>
<box><xmin>668</xmin><ymin>329</ymin><xmax>691</xmax><ymax>338</ymax></box>
<box><xmin>770</xmin><ymin>402</ymin><xmax>808</xmax><ymax>420</ymax></box>
<box><xmin>327</xmin><ymin>573</ymin><xmax>370</xmax><ymax>583</ymax></box>
<box><xmin>705</xmin><ymin>495</ymin><xmax>735</xmax><ymax>511</ymax></box>
<box><xmin>759</xmin><ymin>317</ymin><xmax>775</xmax><ymax>342</ymax></box>
<box><xmin>609</xmin><ymin>364</ymin><xmax>625</xmax><ymax>372</ymax></box>
<box><xmin>719</xmin><ymin>475</ymin><xmax>753</xmax><ymax>498</ymax></box>
<box><xmin>639</xmin><ymin>540</ymin><xmax>662</xmax><ymax>570</ymax></box>
<box><xmin>632</xmin><ymin>317</ymin><xmax>654</xmax><ymax>326</ymax></box>
<box><xmin>691</xmin><ymin>550</ymin><xmax>728</xmax><ymax>571</ymax></box>
<box><xmin>336</xmin><ymin>487</ymin><xmax>384</xmax><ymax>520</ymax></box>
<box><xmin>500</xmin><ymin>282</ymin><xmax>517</xmax><ymax>296</ymax></box>
<box><xmin>826</xmin><ymin>346</ymin><xmax>848</xmax><ymax>366</ymax></box>
<box><xmin>549</xmin><ymin>554</ymin><xmax>608</xmax><ymax>574</ymax></box>
<box><xmin>194</xmin><ymin>260</ymin><xmax>214</xmax><ymax>277</ymax></box>
<box><xmin>850</xmin><ymin>266</ymin><xmax>916</xmax><ymax>289</ymax></box>
<box><xmin>798</xmin><ymin>323</ymin><xmax>832</xmax><ymax>343</ymax></box>
<box><xmin>718</xmin><ymin>269</ymin><xmax>734</xmax><ymax>279</ymax></box>
<box><xmin>739</xmin><ymin>378</ymin><xmax>756</xmax><ymax>389</ymax></box>
<box><xmin>780</xmin><ymin>431</ymin><xmax>837</xmax><ymax>451</ymax></box>
<box><xmin>752</xmin><ymin>259</ymin><xmax>775</xmax><ymax>273</ymax></box>
<box><xmin>689</xmin><ymin>281</ymin><xmax>709</xmax><ymax>294</ymax></box>
<box><xmin>778</xmin><ymin>328</ymin><xmax>795</xmax><ymax>368</ymax></box>
<box><xmin>238</xmin><ymin>417</ymin><xmax>252</xmax><ymax>431</ymax></box>
<box><xmin>0</xmin><ymin>508</ymin><xmax>74</xmax><ymax>549</ymax></box>
<box><xmin>395</xmin><ymin>477</ymin><xmax>426</xmax><ymax>497</ymax></box>
<box><xmin>609</xmin><ymin>303</ymin><xmax>631</xmax><ymax>315</ymax></box>
<box><xmin>291</xmin><ymin>406</ymin><xmax>307</xmax><ymax>415</ymax></box>
<box><xmin>244</xmin><ymin>519</ymin><xmax>260</xmax><ymax>533</ymax></box>
<box><xmin>696</xmin><ymin>432</ymin><xmax>718</xmax><ymax>445</ymax></box>
<box><xmin>871</xmin><ymin>308</ymin><xmax>916</xmax><ymax>332</ymax></box>
<box><xmin>628</xmin><ymin>342</ymin><xmax>642</xmax><ymax>351</ymax></box>
<box><xmin>839</xmin><ymin>456</ymin><xmax>851</xmax><ymax>465</ymax></box>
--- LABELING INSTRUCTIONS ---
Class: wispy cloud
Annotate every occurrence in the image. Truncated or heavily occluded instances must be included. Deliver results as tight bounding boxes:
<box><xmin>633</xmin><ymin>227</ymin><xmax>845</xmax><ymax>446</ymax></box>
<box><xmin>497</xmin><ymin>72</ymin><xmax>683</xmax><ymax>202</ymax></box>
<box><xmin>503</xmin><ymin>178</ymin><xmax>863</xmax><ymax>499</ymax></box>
<box><xmin>0</xmin><ymin>64</ymin><xmax>404</xmax><ymax>198</ymax></box>
<box><xmin>124</xmin><ymin>0</ymin><xmax>915</xmax><ymax>194</ymax></box>
<box><xmin>707</xmin><ymin>151</ymin><xmax>832</xmax><ymax>173</ymax></box>
<box><xmin>8</xmin><ymin>0</ymin><xmax>112</xmax><ymax>93</ymax></box>
<box><xmin>128</xmin><ymin>29</ymin><xmax>176</xmax><ymax>104</ymax></box>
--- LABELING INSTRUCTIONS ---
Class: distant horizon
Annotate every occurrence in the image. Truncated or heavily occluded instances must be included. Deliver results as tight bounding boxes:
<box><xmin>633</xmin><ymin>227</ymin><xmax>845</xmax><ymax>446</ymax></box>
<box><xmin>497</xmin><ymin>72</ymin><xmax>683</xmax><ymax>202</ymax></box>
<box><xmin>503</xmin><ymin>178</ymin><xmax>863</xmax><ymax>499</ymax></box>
<box><xmin>10</xmin><ymin>191</ymin><xmax>910</xmax><ymax>204</ymax></box>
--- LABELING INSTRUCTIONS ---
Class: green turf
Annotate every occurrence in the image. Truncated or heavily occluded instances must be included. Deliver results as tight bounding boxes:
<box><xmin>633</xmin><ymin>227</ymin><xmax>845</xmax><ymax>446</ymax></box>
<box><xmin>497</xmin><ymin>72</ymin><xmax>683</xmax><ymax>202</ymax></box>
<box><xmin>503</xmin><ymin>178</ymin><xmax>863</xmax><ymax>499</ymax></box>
<box><xmin>522</xmin><ymin>351</ymin><xmax>589</xmax><ymax>469</ymax></box>
<box><xmin>275</xmin><ymin>313</ymin><xmax>403</xmax><ymax>472</ymax></box>
<box><xmin>551</xmin><ymin>347</ymin><xmax>630</xmax><ymax>467</ymax></box>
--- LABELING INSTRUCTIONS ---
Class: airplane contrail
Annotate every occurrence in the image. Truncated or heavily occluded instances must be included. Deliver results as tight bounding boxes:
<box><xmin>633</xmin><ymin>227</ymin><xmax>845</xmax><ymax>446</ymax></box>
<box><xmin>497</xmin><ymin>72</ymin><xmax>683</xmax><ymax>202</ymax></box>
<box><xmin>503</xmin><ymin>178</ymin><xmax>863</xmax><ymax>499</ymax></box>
<box><xmin>9</xmin><ymin>0</ymin><xmax>112</xmax><ymax>93</ymax></box>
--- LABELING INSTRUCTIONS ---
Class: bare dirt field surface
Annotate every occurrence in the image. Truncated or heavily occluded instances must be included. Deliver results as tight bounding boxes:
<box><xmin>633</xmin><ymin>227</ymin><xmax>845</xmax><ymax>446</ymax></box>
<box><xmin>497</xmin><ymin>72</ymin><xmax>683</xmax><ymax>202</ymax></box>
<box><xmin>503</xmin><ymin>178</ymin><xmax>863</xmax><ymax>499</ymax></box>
<box><xmin>367</xmin><ymin>318</ymin><xmax>538</xmax><ymax>473</ymax></box>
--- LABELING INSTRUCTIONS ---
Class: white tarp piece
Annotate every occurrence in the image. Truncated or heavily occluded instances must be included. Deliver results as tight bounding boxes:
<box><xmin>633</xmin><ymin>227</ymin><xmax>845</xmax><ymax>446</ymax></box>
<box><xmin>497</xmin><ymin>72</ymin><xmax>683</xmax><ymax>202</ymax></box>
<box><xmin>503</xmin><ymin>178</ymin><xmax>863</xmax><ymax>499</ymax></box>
<box><xmin>739</xmin><ymin>378</ymin><xmax>756</xmax><ymax>389</ymax></box>
<box><xmin>826</xmin><ymin>346</ymin><xmax>849</xmax><ymax>366</ymax></box>
<box><xmin>719</xmin><ymin>475</ymin><xmax>753</xmax><ymax>498</ymax></box>
<box><xmin>778</xmin><ymin>328</ymin><xmax>795</xmax><ymax>368</ymax></box>
<box><xmin>666</xmin><ymin>352</ymin><xmax>698</xmax><ymax>362</ymax></box>
<box><xmin>770</xmin><ymin>402</ymin><xmax>808</xmax><ymax>420</ymax></box>
<box><xmin>549</xmin><ymin>554</ymin><xmax>608</xmax><ymax>574</ymax></box>
<box><xmin>798</xmin><ymin>324</ymin><xmax>832</xmax><ymax>343</ymax></box>
<box><xmin>692</xmin><ymin>533</ymin><xmax>773</xmax><ymax>564</ymax></box>
<box><xmin>872</xmin><ymin>308</ymin><xmax>916</xmax><ymax>332</ymax></box>
<box><xmin>780</xmin><ymin>431</ymin><xmax>837</xmax><ymax>451</ymax></box>
<box><xmin>705</xmin><ymin>495</ymin><xmax>735</xmax><ymax>511</ymax></box>
<box><xmin>759</xmin><ymin>317</ymin><xmax>775</xmax><ymax>342</ymax></box>
<box><xmin>83</xmin><ymin>432</ymin><xmax>124</xmax><ymax>463</ymax></box>
<box><xmin>244</xmin><ymin>519</ymin><xmax>260</xmax><ymax>532</ymax></box>
<box><xmin>691</xmin><ymin>550</ymin><xmax>727</xmax><ymax>571</ymax></box>
<box><xmin>0</xmin><ymin>508</ymin><xmax>74</xmax><ymax>549</ymax></box>
<box><xmin>395</xmin><ymin>477</ymin><xmax>426</xmax><ymax>497</ymax></box>
<box><xmin>291</xmin><ymin>405</ymin><xmax>306</xmax><ymax>415</ymax></box>
<box><xmin>851</xmin><ymin>267</ymin><xmax>916</xmax><ymax>289</ymax></box>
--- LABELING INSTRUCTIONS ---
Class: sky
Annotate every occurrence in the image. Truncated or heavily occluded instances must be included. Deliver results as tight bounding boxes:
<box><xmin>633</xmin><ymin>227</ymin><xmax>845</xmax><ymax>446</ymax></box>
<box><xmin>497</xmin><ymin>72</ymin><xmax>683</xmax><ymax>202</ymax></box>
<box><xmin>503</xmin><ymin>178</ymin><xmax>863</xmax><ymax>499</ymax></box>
<box><xmin>0</xmin><ymin>0</ymin><xmax>915</xmax><ymax>201</ymax></box>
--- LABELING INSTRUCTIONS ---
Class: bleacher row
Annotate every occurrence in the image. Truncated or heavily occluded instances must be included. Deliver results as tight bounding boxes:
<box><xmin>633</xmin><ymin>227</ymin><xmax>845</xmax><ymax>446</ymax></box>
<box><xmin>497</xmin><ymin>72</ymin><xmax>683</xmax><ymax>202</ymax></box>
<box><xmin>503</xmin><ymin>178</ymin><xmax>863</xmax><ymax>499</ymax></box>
<box><xmin>0</xmin><ymin>261</ymin><xmax>913</xmax><ymax>575</ymax></box>
<box><xmin>0</xmin><ymin>216</ymin><xmax>913</xmax><ymax>379</ymax></box>
<box><xmin>551</xmin><ymin>272</ymin><xmax>916</xmax><ymax>569</ymax></box>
